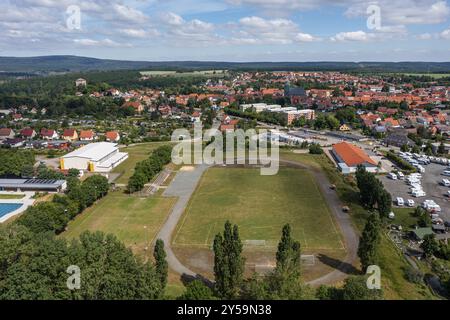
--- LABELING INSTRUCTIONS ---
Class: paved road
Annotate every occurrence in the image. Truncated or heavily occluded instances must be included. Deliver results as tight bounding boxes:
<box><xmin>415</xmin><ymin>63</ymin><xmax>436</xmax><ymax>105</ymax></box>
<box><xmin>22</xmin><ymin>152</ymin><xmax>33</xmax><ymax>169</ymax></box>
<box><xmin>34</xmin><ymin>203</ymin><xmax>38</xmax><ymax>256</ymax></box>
<box><xmin>156</xmin><ymin>164</ymin><xmax>211</xmax><ymax>276</ymax></box>
<box><xmin>157</xmin><ymin>157</ymin><xmax>359</xmax><ymax>285</ymax></box>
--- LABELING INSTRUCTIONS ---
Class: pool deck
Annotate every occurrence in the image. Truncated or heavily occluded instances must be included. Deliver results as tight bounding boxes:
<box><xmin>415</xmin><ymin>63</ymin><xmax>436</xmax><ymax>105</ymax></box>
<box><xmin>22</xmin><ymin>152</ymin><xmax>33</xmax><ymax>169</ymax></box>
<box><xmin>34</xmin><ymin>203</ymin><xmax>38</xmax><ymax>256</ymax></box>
<box><xmin>0</xmin><ymin>192</ymin><xmax>35</xmax><ymax>223</ymax></box>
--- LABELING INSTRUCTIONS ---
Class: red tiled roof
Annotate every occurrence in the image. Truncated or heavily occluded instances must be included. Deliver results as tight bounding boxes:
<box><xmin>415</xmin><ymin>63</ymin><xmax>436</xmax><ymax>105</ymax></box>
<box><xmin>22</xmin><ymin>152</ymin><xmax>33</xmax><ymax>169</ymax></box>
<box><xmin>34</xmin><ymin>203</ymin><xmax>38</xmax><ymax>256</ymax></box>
<box><xmin>79</xmin><ymin>130</ymin><xmax>94</xmax><ymax>139</ymax></box>
<box><xmin>106</xmin><ymin>131</ymin><xmax>119</xmax><ymax>141</ymax></box>
<box><xmin>40</xmin><ymin>128</ymin><xmax>55</xmax><ymax>137</ymax></box>
<box><xmin>63</xmin><ymin>129</ymin><xmax>76</xmax><ymax>137</ymax></box>
<box><xmin>0</xmin><ymin>128</ymin><xmax>12</xmax><ymax>136</ymax></box>
<box><xmin>333</xmin><ymin>142</ymin><xmax>377</xmax><ymax>167</ymax></box>
<box><xmin>20</xmin><ymin>128</ymin><xmax>35</xmax><ymax>137</ymax></box>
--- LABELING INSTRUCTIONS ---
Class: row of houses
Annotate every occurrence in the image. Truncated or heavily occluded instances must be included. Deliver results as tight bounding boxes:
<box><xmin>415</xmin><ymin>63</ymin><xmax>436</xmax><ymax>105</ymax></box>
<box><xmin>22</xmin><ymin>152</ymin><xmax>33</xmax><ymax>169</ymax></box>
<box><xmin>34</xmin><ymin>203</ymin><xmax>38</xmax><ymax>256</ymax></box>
<box><xmin>0</xmin><ymin>128</ymin><xmax>120</xmax><ymax>143</ymax></box>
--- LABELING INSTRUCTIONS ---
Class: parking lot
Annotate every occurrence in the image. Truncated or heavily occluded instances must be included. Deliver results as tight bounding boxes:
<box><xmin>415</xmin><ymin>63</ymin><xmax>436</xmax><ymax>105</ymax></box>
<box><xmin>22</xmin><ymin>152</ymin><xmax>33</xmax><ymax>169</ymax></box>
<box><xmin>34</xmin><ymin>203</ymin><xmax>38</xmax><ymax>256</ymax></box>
<box><xmin>380</xmin><ymin>163</ymin><xmax>450</xmax><ymax>221</ymax></box>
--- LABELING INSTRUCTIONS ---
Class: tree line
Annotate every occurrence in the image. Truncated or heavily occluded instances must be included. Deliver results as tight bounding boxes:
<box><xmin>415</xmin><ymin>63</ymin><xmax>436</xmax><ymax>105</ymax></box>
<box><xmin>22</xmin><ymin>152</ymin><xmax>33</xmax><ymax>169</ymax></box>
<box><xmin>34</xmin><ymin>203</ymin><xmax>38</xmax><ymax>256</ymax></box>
<box><xmin>127</xmin><ymin>145</ymin><xmax>172</xmax><ymax>193</ymax></box>
<box><xmin>0</xmin><ymin>172</ymin><xmax>169</xmax><ymax>299</ymax></box>
<box><xmin>180</xmin><ymin>221</ymin><xmax>383</xmax><ymax>300</ymax></box>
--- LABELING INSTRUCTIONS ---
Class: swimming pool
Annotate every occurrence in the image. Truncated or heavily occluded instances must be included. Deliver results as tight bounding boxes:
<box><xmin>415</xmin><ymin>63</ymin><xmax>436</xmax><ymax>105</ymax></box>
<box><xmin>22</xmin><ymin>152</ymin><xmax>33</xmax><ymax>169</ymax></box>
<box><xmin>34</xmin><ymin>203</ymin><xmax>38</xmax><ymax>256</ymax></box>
<box><xmin>0</xmin><ymin>203</ymin><xmax>22</xmax><ymax>218</ymax></box>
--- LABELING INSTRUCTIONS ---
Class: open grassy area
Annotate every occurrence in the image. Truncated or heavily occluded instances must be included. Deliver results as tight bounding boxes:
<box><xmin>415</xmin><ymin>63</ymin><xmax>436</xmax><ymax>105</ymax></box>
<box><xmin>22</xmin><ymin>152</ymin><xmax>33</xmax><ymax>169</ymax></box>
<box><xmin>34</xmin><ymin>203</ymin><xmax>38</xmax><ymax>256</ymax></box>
<box><xmin>140</xmin><ymin>70</ymin><xmax>227</xmax><ymax>77</ymax></box>
<box><xmin>112</xmin><ymin>142</ymin><xmax>171</xmax><ymax>184</ymax></box>
<box><xmin>402</xmin><ymin>73</ymin><xmax>450</xmax><ymax>79</ymax></box>
<box><xmin>0</xmin><ymin>194</ymin><xmax>25</xmax><ymax>199</ymax></box>
<box><xmin>173</xmin><ymin>166</ymin><xmax>343</xmax><ymax>250</ymax></box>
<box><xmin>63</xmin><ymin>191</ymin><xmax>176</xmax><ymax>256</ymax></box>
<box><xmin>280</xmin><ymin>150</ymin><xmax>436</xmax><ymax>299</ymax></box>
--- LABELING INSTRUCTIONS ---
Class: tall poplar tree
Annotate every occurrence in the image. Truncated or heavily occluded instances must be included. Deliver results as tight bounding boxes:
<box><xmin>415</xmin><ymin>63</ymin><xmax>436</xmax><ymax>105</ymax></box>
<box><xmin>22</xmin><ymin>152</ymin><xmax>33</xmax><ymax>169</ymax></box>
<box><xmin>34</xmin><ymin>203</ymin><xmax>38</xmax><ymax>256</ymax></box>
<box><xmin>213</xmin><ymin>221</ymin><xmax>244</xmax><ymax>299</ymax></box>
<box><xmin>357</xmin><ymin>213</ymin><xmax>381</xmax><ymax>271</ymax></box>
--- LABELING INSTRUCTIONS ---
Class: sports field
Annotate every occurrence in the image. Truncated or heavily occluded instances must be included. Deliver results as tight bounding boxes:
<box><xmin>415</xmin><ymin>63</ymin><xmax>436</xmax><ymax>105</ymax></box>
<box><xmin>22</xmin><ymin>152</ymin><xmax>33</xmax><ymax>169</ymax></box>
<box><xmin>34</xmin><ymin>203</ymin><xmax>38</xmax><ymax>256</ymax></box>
<box><xmin>173</xmin><ymin>167</ymin><xmax>344</xmax><ymax>250</ymax></box>
<box><xmin>112</xmin><ymin>142</ymin><xmax>171</xmax><ymax>184</ymax></box>
<box><xmin>63</xmin><ymin>191</ymin><xmax>176</xmax><ymax>255</ymax></box>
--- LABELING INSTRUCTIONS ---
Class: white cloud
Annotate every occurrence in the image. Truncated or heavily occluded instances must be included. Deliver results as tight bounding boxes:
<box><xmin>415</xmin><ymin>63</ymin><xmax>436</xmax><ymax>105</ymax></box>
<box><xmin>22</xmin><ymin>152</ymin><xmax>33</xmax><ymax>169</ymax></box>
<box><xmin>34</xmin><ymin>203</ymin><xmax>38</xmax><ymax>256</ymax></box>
<box><xmin>417</xmin><ymin>33</ymin><xmax>433</xmax><ymax>40</ymax></box>
<box><xmin>160</xmin><ymin>12</ymin><xmax>216</xmax><ymax>43</ymax></box>
<box><xmin>232</xmin><ymin>16</ymin><xmax>318</xmax><ymax>44</ymax></box>
<box><xmin>74</xmin><ymin>38</ymin><xmax>132</xmax><ymax>47</ymax></box>
<box><xmin>112</xmin><ymin>4</ymin><xmax>149</xmax><ymax>23</ymax></box>
<box><xmin>295</xmin><ymin>33</ymin><xmax>315</xmax><ymax>42</ymax></box>
<box><xmin>161</xmin><ymin>12</ymin><xmax>186</xmax><ymax>26</ymax></box>
<box><xmin>331</xmin><ymin>30</ymin><xmax>371</xmax><ymax>42</ymax></box>
<box><xmin>119</xmin><ymin>28</ymin><xmax>159</xmax><ymax>38</ymax></box>
<box><xmin>441</xmin><ymin>28</ymin><xmax>450</xmax><ymax>39</ymax></box>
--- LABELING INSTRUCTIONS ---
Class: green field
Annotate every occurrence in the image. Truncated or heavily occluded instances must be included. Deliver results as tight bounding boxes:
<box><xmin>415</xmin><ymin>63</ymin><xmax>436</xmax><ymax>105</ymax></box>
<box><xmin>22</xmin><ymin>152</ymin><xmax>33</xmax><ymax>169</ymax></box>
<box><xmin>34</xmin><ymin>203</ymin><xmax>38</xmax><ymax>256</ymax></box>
<box><xmin>63</xmin><ymin>191</ymin><xmax>176</xmax><ymax>255</ymax></box>
<box><xmin>173</xmin><ymin>167</ymin><xmax>343</xmax><ymax>250</ymax></box>
<box><xmin>402</xmin><ymin>73</ymin><xmax>450</xmax><ymax>79</ymax></box>
<box><xmin>140</xmin><ymin>70</ymin><xmax>227</xmax><ymax>77</ymax></box>
<box><xmin>112</xmin><ymin>142</ymin><xmax>171</xmax><ymax>184</ymax></box>
<box><xmin>0</xmin><ymin>194</ymin><xmax>25</xmax><ymax>199</ymax></box>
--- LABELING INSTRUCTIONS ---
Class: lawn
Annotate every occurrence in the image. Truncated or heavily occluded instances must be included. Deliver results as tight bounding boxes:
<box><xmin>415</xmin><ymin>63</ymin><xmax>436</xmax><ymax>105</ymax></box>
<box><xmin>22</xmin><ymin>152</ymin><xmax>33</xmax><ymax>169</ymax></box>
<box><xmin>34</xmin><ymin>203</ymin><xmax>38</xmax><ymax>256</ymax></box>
<box><xmin>0</xmin><ymin>194</ymin><xmax>25</xmax><ymax>199</ymax></box>
<box><xmin>112</xmin><ymin>142</ymin><xmax>171</xmax><ymax>184</ymax></box>
<box><xmin>63</xmin><ymin>191</ymin><xmax>176</xmax><ymax>256</ymax></box>
<box><xmin>173</xmin><ymin>166</ymin><xmax>344</xmax><ymax>250</ymax></box>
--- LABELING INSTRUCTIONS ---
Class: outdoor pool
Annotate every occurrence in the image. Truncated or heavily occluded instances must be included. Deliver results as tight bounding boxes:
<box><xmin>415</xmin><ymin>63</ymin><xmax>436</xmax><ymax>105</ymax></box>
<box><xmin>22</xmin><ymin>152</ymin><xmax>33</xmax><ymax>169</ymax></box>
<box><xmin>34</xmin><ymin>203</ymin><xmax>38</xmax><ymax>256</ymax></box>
<box><xmin>0</xmin><ymin>203</ymin><xmax>22</xmax><ymax>218</ymax></box>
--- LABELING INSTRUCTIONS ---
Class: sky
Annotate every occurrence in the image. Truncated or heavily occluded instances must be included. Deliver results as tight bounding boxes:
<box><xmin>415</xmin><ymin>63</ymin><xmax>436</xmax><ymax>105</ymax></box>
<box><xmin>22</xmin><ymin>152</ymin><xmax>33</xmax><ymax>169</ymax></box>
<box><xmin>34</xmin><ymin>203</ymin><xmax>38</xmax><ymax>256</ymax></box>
<box><xmin>2</xmin><ymin>0</ymin><xmax>450</xmax><ymax>62</ymax></box>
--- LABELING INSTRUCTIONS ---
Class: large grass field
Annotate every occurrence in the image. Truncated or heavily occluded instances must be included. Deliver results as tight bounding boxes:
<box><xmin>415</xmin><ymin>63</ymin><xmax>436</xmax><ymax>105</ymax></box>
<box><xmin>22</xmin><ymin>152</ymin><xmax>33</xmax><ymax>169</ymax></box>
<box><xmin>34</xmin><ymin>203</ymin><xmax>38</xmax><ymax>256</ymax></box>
<box><xmin>173</xmin><ymin>166</ymin><xmax>343</xmax><ymax>250</ymax></box>
<box><xmin>63</xmin><ymin>191</ymin><xmax>176</xmax><ymax>255</ymax></box>
<box><xmin>140</xmin><ymin>70</ymin><xmax>228</xmax><ymax>77</ymax></box>
<box><xmin>402</xmin><ymin>73</ymin><xmax>450</xmax><ymax>79</ymax></box>
<box><xmin>112</xmin><ymin>142</ymin><xmax>171</xmax><ymax>184</ymax></box>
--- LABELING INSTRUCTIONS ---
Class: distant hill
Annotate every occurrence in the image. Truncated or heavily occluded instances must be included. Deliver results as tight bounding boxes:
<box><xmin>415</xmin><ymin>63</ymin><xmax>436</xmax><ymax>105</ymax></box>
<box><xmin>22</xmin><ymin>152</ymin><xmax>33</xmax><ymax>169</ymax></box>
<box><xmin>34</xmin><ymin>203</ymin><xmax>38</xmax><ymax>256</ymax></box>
<box><xmin>1</xmin><ymin>55</ymin><xmax>450</xmax><ymax>74</ymax></box>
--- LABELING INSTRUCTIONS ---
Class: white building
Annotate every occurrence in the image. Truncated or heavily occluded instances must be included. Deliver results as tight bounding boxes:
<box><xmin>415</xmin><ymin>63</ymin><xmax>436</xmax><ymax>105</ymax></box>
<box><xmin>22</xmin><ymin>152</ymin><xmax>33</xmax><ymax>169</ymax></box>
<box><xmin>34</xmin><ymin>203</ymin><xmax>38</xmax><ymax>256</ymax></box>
<box><xmin>240</xmin><ymin>103</ymin><xmax>281</xmax><ymax>113</ymax></box>
<box><xmin>60</xmin><ymin>142</ymin><xmax>128</xmax><ymax>172</ymax></box>
<box><xmin>75</xmin><ymin>78</ymin><xmax>87</xmax><ymax>87</ymax></box>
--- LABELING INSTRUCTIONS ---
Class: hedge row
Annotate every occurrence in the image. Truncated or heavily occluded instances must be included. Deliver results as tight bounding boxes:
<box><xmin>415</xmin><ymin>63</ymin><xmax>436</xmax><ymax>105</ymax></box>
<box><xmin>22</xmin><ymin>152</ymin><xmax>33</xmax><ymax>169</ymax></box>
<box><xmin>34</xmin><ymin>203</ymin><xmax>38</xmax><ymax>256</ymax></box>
<box><xmin>127</xmin><ymin>145</ymin><xmax>172</xmax><ymax>193</ymax></box>
<box><xmin>386</xmin><ymin>151</ymin><xmax>416</xmax><ymax>172</ymax></box>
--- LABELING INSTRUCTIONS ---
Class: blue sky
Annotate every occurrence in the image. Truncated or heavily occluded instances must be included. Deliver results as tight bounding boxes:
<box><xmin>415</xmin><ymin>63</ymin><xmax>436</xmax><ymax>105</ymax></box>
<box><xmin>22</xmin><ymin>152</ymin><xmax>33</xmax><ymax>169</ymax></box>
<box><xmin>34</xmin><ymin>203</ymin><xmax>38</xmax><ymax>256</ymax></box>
<box><xmin>1</xmin><ymin>0</ymin><xmax>450</xmax><ymax>61</ymax></box>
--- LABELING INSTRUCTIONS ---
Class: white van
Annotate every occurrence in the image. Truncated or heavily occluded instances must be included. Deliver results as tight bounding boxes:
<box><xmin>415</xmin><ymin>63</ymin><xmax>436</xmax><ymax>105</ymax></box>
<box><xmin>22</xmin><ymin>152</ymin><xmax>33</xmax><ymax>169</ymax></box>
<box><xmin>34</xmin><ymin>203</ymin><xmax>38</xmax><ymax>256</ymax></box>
<box><xmin>388</xmin><ymin>173</ymin><xmax>398</xmax><ymax>180</ymax></box>
<box><xmin>396</xmin><ymin>197</ymin><xmax>404</xmax><ymax>206</ymax></box>
<box><xmin>407</xmin><ymin>199</ymin><xmax>415</xmax><ymax>207</ymax></box>
<box><xmin>412</xmin><ymin>190</ymin><xmax>426</xmax><ymax>198</ymax></box>
<box><xmin>397</xmin><ymin>172</ymin><xmax>405</xmax><ymax>179</ymax></box>
<box><xmin>442</xmin><ymin>179</ymin><xmax>450</xmax><ymax>187</ymax></box>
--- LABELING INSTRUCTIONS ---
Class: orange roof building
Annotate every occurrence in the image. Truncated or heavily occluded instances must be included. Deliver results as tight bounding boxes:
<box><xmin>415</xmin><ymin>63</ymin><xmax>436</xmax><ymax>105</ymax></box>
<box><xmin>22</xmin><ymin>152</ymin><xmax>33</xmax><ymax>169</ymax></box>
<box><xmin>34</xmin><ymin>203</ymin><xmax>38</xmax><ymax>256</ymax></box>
<box><xmin>331</xmin><ymin>142</ymin><xmax>378</xmax><ymax>174</ymax></box>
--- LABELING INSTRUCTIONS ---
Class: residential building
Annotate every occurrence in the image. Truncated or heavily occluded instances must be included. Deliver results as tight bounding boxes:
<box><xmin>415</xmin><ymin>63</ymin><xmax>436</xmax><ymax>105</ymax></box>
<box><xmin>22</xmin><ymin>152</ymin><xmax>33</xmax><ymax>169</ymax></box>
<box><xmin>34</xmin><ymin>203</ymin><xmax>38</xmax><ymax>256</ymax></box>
<box><xmin>40</xmin><ymin>128</ymin><xmax>59</xmax><ymax>140</ymax></box>
<box><xmin>0</xmin><ymin>128</ymin><xmax>15</xmax><ymax>140</ymax></box>
<box><xmin>79</xmin><ymin>130</ymin><xmax>95</xmax><ymax>141</ymax></box>
<box><xmin>62</xmin><ymin>129</ymin><xmax>78</xmax><ymax>141</ymax></box>
<box><xmin>20</xmin><ymin>128</ymin><xmax>36</xmax><ymax>139</ymax></box>
<box><xmin>105</xmin><ymin>131</ymin><xmax>120</xmax><ymax>142</ymax></box>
